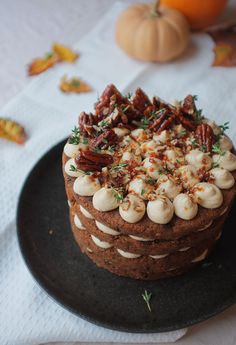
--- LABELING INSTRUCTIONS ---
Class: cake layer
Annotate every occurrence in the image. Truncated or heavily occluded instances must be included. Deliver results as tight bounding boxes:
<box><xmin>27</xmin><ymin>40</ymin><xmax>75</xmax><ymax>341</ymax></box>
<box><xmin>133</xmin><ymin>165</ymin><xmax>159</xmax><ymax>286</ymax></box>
<box><xmin>63</xmin><ymin>154</ymin><xmax>236</xmax><ymax>240</ymax></box>
<box><xmin>69</xmin><ymin>211</ymin><xmax>220</xmax><ymax>280</ymax></box>
<box><xmin>73</xmin><ymin>203</ymin><xmax>224</xmax><ymax>255</ymax></box>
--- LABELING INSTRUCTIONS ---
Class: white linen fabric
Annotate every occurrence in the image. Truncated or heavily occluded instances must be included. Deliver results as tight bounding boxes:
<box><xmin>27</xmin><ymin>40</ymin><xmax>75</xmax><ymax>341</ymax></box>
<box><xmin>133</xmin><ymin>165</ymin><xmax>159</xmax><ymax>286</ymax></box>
<box><xmin>1</xmin><ymin>2</ymin><xmax>236</xmax><ymax>345</ymax></box>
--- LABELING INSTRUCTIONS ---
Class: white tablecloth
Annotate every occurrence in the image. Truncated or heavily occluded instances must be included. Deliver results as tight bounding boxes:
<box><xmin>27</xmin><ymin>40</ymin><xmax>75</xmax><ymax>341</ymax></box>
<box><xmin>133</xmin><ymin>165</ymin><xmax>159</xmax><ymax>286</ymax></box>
<box><xmin>1</xmin><ymin>1</ymin><xmax>236</xmax><ymax>345</ymax></box>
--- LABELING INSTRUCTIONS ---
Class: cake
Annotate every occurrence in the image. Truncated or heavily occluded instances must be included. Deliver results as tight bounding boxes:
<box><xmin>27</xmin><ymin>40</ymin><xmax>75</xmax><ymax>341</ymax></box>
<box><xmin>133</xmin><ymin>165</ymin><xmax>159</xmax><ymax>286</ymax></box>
<box><xmin>62</xmin><ymin>84</ymin><xmax>236</xmax><ymax>280</ymax></box>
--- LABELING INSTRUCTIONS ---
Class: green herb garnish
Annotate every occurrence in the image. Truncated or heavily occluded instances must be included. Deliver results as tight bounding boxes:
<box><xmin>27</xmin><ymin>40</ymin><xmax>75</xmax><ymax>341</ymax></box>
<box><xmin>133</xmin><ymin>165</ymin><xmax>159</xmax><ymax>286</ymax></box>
<box><xmin>107</xmin><ymin>145</ymin><xmax>115</xmax><ymax>153</ymax></box>
<box><xmin>69</xmin><ymin>165</ymin><xmax>77</xmax><ymax>172</ymax></box>
<box><xmin>68</xmin><ymin>126</ymin><xmax>81</xmax><ymax>145</ymax></box>
<box><xmin>83</xmin><ymin>138</ymin><xmax>89</xmax><ymax>144</ymax></box>
<box><xmin>111</xmin><ymin>187</ymin><xmax>124</xmax><ymax>202</ymax></box>
<box><xmin>123</xmin><ymin>105</ymin><xmax>130</xmax><ymax>113</ymax></box>
<box><xmin>219</xmin><ymin>121</ymin><xmax>229</xmax><ymax>134</ymax></box>
<box><xmin>99</xmin><ymin>120</ymin><xmax>108</xmax><ymax>128</ymax></box>
<box><xmin>111</xmin><ymin>163</ymin><xmax>129</xmax><ymax>171</ymax></box>
<box><xmin>195</xmin><ymin>109</ymin><xmax>203</xmax><ymax>123</ymax></box>
<box><xmin>126</xmin><ymin>92</ymin><xmax>133</xmax><ymax>100</ymax></box>
<box><xmin>139</xmin><ymin>117</ymin><xmax>150</xmax><ymax>129</ymax></box>
<box><xmin>142</xmin><ymin>290</ymin><xmax>152</xmax><ymax>312</ymax></box>
<box><xmin>93</xmin><ymin>147</ymin><xmax>102</xmax><ymax>153</ymax></box>
<box><xmin>190</xmin><ymin>138</ymin><xmax>197</xmax><ymax>147</ymax></box>
<box><xmin>212</xmin><ymin>142</ymin><xmax>226</xmax><ymax>156</ymax></box>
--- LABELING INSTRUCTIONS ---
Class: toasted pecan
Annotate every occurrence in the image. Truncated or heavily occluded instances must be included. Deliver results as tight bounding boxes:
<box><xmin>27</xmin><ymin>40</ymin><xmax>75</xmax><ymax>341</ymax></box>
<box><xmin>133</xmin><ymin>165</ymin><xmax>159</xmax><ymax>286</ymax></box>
<box><xmin>75</xmin><ymin>150</ymin><xmax>113</xmax><ymax>172</ymax></box>
<box><xmin>195</xmin><ymin>123</ymin><xmax>214</xmax><ymax>152</ymax></box>
<box><xmin>79</xmin><ymin>112</ymin><xmax>97</xmax><ymax>136</ymax></box>
<box><xmin>91</xmin><ymin>129</ymin><xmax>118</xmax><ymax>149</ymax></box>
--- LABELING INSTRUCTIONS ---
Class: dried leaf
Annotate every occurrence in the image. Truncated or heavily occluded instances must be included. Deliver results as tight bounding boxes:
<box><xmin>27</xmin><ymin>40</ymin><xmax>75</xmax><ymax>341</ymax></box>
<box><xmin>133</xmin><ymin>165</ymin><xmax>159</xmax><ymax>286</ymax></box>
<box><xmin>212</xmin><ymin>43</ymin><xmax>235</xmax><ymax>66</ymax></box>
<box><xmin>59</xmin><ymin>76</ymin><xmax>92</xmax><ymax>94</ymax></box>
<box><xmin>28</xmin><ymin>53</ymin><xmax>59</xmax><ymax>76</ymax></box>
<box><xmin>207</xmin><ymin>23</ymin><xmax>236</xmax><ymax>67</ymax></box>
<box><xmin>0</xmin><ymin>118</ymin><xmax>27</xmax><ymax>144</ymax></box>
<box><xmin>52</xmin><ymin>43</ymin><xmax>79</xmax><ymax>62</ymax></box>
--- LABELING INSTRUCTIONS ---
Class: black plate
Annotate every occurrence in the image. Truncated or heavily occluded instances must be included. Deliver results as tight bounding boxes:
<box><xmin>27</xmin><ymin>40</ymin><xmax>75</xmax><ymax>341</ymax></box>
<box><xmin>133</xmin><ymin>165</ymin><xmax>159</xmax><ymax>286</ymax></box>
<box><xmin>17</xmin><ymin>140</ymin><xmax>236</xmax><ymax>333</ymax></box>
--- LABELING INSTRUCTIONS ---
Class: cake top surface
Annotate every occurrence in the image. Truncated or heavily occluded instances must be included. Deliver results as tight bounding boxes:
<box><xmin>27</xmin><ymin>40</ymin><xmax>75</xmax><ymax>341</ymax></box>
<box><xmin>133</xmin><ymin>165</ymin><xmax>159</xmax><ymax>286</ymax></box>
<box><xmin>63</xmin><ymin>84</ymin><xmax>236</xmax><ymax>225</ymax></box>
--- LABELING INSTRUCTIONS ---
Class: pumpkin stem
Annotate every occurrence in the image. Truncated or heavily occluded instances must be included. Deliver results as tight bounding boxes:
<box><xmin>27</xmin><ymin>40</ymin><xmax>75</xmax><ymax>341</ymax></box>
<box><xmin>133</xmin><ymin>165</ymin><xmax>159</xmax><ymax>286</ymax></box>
<box><xmin>151</xmin><ymin>0</ymin><xmax>161</xmax><ymax>16</ymax></box>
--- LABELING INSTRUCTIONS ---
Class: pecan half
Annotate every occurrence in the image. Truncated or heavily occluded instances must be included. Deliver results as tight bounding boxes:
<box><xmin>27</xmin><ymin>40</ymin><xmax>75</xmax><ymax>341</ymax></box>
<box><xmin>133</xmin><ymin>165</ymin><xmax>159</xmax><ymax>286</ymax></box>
<box><xmin>181</xmin><ymin>95</ymin><xmax>196</xmax><ymax>115</ymax></box>
<box><xmin>79</xmin><ymin>112</ymin><xmax>97</xmax><ymax>136</ymax></box>
<box><xmin>75</xmin><ymin>150</ymin><xmax>113</xmax><ymax>172</ymax></box>
<box><xmin>195</xmin><ymin>123</ymin><xmax>214</xmax><ymax>152</ymax></box>
<box><xmin>95</xmin><ymin>84</ymin><xmax>125</xmax><ymax>116</ymax></box>
<box><xmin>149</xmin><ymin>109</ymin><xmax>175</xmax><ymax>133</ymax></box>
<box><xmin>132</xmin><ymin>88</ymin><xmax>152</xmax><ymax>113</ymax></box>
<box><xmin>91</xmin><ymin>129</ymin><xmax>118</xmax><ymax>149</ymax></box>
<box><xmin>175</xmin><ymin>112</ymin><xmax>196</xmax><ymax>131</ymax></box>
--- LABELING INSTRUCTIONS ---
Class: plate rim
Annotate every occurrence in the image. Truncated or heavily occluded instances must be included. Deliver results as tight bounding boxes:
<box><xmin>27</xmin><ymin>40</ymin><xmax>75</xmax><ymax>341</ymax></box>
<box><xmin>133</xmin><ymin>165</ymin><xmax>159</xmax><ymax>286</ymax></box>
<box><xmin>16</xmin><ymin>140</ymin><xmax>236</xmax><ymax>333</ymax></box>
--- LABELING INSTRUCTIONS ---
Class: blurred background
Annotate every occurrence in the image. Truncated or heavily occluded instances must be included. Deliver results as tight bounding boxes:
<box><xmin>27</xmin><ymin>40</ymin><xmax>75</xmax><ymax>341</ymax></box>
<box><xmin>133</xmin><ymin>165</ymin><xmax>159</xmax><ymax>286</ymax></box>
<box><xmin>1</xmin><ymin>0</ymin><xmax>236</xmax><ymax>108</ymax></box>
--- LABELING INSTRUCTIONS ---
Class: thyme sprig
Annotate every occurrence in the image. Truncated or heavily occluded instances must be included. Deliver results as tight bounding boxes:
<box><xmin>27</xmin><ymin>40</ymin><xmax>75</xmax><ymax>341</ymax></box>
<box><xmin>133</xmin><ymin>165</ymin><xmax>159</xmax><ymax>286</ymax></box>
<box><xmin>111</xmin><ymin>187</ymin><xmax>124</xmax><ymax>202</ymax></box>
<box><xmin>212</xmin><ymin>142</ymin><xmax>226</xmax><ymax>156</ymax></box>
<box><xmin>219</xmin><ymin>121</ymin><xmax>229</xmax><ymax>134</ymax></box>
<box><xmin>69</xmin><ymin>164</ymin><xmax>77</xmax><ymax>172</ymax></box>
<box><xmin>138</xmin><ymin>108</ymin><xmax>165</xmax><ymax>129</ymax></box>
<box><xmin>69</xmin><ymin>126</ymin><xmax>81</xmax><ymax>145</ymax></box>
<box><xmin>142</xmin><ymin>290</ymin><xmax>152</xmax><ymax>312</ymax></box>
<box><xmin>111</xmin><ymin>163</ymin><xmax>129</xmax><ymax>171</ymax></box>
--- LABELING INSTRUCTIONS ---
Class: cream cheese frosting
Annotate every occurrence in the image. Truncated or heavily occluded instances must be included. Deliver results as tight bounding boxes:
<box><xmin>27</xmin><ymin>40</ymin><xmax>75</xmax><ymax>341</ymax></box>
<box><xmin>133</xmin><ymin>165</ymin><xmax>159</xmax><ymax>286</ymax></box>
<box><xmin>119</xmin><ymin>194</ymin><xmax>145</xmax><ymax>223</ymax></box>
<box><xmin>149</xmin><ymin>253</ymin><xmax>169</xmax><ymax>259</ymax></box>
<box><xmin>130</xmin><ymin>128</ymin><xmax>148</xmax><ymax>142</ymax></box>
<box><xmin>164</xmin><ymin>148</ymin><xmax>185</xmax><ymax>169</ymax></box>
<box><xmin>117</xmin><ymin>248</ymin><xmax>141</xmax><ymax>259</ymax></box>
<box><xmin>74</xmin><ymin>214</ymin><xmax>85</xmax><ymax>230</ymax></box>
<box><xmin>93</xmin><ymin>187</ymin><xmax>119</xmax><ymax>211</ymax></box>
<box><xmin>80</xmin><ymin>205</ymin><xmax>94</xmax><ymax>219</ymax></box>
<box><xmin>91</xmin><ymin>234</ymin><xmax>113</xmax><ymax>249</ymax></box>
<box><xmin>219</xmin><ymin>135</ymin><xmax>233</xmax><ymax>151</ymax></box>
<box><xmin>176</xmin><ymin>165</ymin><xmax>200</xmax><ymax>189</ymax></box>
<box><xmin>156</xmin><ymin>176</ymin><xmax>182</xmax><ymax>200</ymax></box>
<box><xmin>64</xmin><ymin>158</ymin><xmax>83</xmax><ymax>177</ymax></box>
<box><xmin>147</xmin><ymin>196</ymin><xmax>174</xmax><ymax>224</ymax></box>
<box><xmin>153</xmin><ymin>130</ymin><xmax>170</xmax><ymax>143</ymax></box>
<box><xmin>121</xmin><ymin>150</ymin><xmax>142</xmax><ymax>163</ymax></box>
<box><xmin>193</xmin><ymin>182</ymin><xmax>223</xmax><ymax>209</ymax></box>
<box><xmin>113</xmin><ymin>127</ymin><xmax>130</xmax><ymax>137</ymax></box>
<box><xmin>142</xmin><ymin>157</ymin><xmax>163</xmax><ymax>179</ymax></box>
<box><xmin>64</xmin><ymin>142</ymin><xmax>88</xmax><ymax>158</ymax></box>
<box><xmin>95</xmin><ymin>220</ymin><xmax>120</xmax><ymax>235</ymax></box>
<box><xmin>191</xmin><ymin>249</ymin><xmax>208</xmax><ymax>262</ymax></box>
<box><xmin>173</xmin><ymin>193</ymin><xmax>198</xmax><ymax>220</ymax></box>
<box><xmin>128</xmin><ymin>175</ymin><xmax>154</xmax><ymax>200</ymax></box>
<box><xmin>185</xmin><ymin>149</ymin><xmax>212</xmax><ymax>170</ymax></box>
<box><xmin>73</xmin><ymin>175</ymin><xmax>100</xmax><ymax>196</ymax></box>
<box><xmin>210</xmin><ymin>167</ymin><xmax>235</xmax><ymax>189</ymax></box>
<box><xmin>212</xmin><ymin>151</ymin><xmax>236</xmax><ymax>172</ymax></box>
<box><xmin>129</xmin><ymin>235</ymin><xmax>155</xmax><ymax>241</ymax></box>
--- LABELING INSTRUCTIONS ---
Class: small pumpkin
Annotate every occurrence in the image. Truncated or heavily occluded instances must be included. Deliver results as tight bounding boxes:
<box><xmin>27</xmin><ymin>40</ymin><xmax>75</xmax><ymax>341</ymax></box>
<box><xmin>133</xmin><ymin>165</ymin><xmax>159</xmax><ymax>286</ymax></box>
<box><xmin>161</xmin><ymin>0</ymin><xmax>228</xmax><ymax>30</ymax></box>
<box><xmin>116</xmin><ymin>0</ymin><xmax>189</xmax><ymax>63</ymax></box>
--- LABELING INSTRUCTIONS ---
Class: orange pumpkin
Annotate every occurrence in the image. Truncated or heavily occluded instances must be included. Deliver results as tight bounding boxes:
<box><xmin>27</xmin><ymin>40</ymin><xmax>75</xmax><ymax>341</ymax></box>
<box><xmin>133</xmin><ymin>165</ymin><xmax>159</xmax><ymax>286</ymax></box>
<box><xmin>161</xmin><ymin>0</ymin><xmax>228</xmax><ymax>29</ymax></box>
<box><xmin>116</xmin><ymin>0</ymin><xmax>189</xmax><ymax>62</ymax></box>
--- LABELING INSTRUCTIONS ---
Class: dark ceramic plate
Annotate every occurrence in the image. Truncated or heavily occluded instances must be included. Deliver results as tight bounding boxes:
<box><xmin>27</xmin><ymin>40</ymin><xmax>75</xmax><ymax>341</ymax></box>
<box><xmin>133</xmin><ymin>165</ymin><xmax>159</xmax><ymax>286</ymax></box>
<box><xmin>17</xmin><ymin>140</ymin><xmax>236</xmax><ymax>333</ymax></box>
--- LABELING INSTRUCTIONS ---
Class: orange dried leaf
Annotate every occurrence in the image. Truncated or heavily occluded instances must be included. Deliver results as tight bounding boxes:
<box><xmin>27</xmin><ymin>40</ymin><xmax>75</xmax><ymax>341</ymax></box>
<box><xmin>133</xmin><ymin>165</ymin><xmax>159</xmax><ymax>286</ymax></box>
<box><xmin>59</xmin><ymin>76</ymin><xmax>92</xmax><ymax>94</ymax></box>
<box><xmin>207</xmin><ymin>23</ymin><xmax>236</xmax><ymax>67</ymax></box>
<box><xmin>52</xmin><ymin>43</ymin><xmax>79</xmax><ymax>63</ymax></box>
<box><xmin>28</xmin><ymin>53</ymin><xmax>59</xmax><ymax>76</ymax></box>
<box><xmin>0</xmin><ymin>118</ymin><xmax>27</xmax><ymax>145</ymax></box>
<box><xmin>212</xmin><ymin>43</ymin><xmax>235</xmax><ymax>66</ymax></box>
